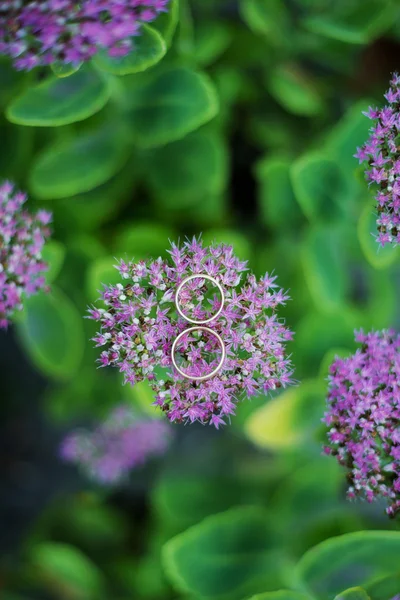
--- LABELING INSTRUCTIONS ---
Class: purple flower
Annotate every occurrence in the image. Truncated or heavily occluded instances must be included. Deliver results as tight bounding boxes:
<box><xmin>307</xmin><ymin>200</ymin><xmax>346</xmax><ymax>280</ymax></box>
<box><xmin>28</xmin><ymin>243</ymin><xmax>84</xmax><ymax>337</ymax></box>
<box><xmin>324</xmin><ymin>329</ymin><xmax>400</xmax><ymax>518</ymax></box>
<box><xmin>0</xmin><ymin>181</ymin><xmax>51</xmax><ymax>329</ymax></box>
<box><xmin>0</xmin><ymin>0</ymin><xmax>170</xmax><ymax>70</ymax></box>
<box><xmin>88</xmin><ymin>237</ymin><xmax>294</xmax><ymax>428</ymax></box>
<box><xmin>60</xmin><ymin>405</ymin><xmax>171</xmax><ymax>483</ymax></box>
<box><xmin>356</xmin><ymin>73</ymin><xmax>400</xmax><ymax>247</ymax></box>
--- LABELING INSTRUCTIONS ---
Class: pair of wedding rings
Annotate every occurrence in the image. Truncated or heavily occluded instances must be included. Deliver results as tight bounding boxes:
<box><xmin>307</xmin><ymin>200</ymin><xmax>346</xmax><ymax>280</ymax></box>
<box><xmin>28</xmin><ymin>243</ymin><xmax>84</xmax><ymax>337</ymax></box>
<box><xmin>171</xmin><ymin>274</ymin><xmax>226</xmax><ymax>381</ymax></box>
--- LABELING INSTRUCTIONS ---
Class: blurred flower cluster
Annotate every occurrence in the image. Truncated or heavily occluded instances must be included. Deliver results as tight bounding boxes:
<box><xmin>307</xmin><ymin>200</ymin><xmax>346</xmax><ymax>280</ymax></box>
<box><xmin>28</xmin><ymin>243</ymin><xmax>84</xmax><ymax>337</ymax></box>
<box><xmin>356</xmin><ymin>73</ymin><xmax>400</xmax><ymax>247</ymax></box>
<box><xmin>0</xmin><ymin>0</ymin><xmax>169</xmax><ymax>70</ymax></box>
<box><xmin>88</xmin><ymin>238</ymin><xmax>294</xmax><ymax>428</ymax></box>
<box><xmin>61</xmin><ymin>405</ymin><xmax>171</xmax><ymax>483</ymax></box>
<box><xmin>324</xmin><ymin>329</ymin><xmax>400</xmax><ymax>517</ymax></box>
<box><xmin>0</xmin><ymin>181</ymin><xmax>51</xmax><ymax>329</ymax></box>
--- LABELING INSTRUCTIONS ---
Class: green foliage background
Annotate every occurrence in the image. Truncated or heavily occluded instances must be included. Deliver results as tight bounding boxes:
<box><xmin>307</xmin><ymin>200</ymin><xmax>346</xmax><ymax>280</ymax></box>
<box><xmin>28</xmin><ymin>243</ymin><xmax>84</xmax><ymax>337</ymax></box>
<box><xmin>1</xmin><ymin>0</ymin><xmax>400</xmax><ymax>598</ymax></box>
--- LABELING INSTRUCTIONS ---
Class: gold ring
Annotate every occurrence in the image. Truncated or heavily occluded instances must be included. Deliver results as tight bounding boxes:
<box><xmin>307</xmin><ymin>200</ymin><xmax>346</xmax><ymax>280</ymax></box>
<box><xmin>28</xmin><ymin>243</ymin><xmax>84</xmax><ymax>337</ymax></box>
<box><xmin>171</xmin><ymin>326</ymin><xmax>226</xmax><ymax>381</ymax></box>
<box><xmin>175</xmin><ymin>274</ymin><xmax>225</xmax><ymax>325</ymax></box>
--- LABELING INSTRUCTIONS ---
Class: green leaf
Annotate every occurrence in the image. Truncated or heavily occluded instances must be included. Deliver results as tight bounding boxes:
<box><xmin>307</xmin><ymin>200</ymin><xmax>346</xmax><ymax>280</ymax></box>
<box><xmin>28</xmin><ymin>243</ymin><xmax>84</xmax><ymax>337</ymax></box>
<box><xmin>291</xmin><ymin>154</ymin><xmax>346</xmax><ymax>221</ymax></box>
<box><xmin>152</xmin><ymin>0</ymin><xmax>179</xmax><ymax>46</ymax></box>
<box><xmin>239</xmin><ymin>0</ymin><xmax>290</xmax><ymax>45</ymax></box>
<box><xmin>245</xmin><ymin>379</ymin><xmax>325</xmax><ymax>450</ymax></box>
<box><xmin>303</xmin><ymin>0</ymin><xmax>394</xmax><ymax>44</ymax></box>
<box><xmin>334</xmin><ymin>588</ymin><xmax>370</xmax><ymax>600</ymax></box>
<box><xmin>86</xmin><ymin>256</ymin><xmax>121</xmax><ymax>302</ymax></box>
<box><xmin>113</xmin><ymin>222</ymin><xmax>175</xmax><ymax>258</ymax></box>
<box><xmin>127</xmin><ymin>67</ymin><xmax>219</xmax><ymax>148</ymax></box>
<box><xmin>53</xmin><ymin>158</ymin><xmax>137</xmax><ymax>231</ymax></box>
<box><xmin>246</xmin><ymin>593</ymin><xmax>312</xmax><ymax>600</ymax></box>
<box><xmin>42</xmin><ymin>240</ymin><xmax>66</xmax><ymax>283</ymax></box>
<box><xmin>267</xmin><ymin>65</ymin><xmax>324</xmax><ymax>116</ymax></box>
<box><xmin>365</xmin><ymin>572</ymin><xmax>400</xmax><ymax>599</ymax></box>
<box><xmin>31</xmin><ymin>542</ymin><xmax>104</xmax><ymax>600</ymax></box>
<box><xmin>147</xmin><ymin>130</ymin><xmax>228</xmax><ymax>207</ymax></box>
<box><xmin>94</xmin><ymin>25</ymin><xmax>166</xmax><ymax>75</ymax></box>
<box><xmin>202</xmin><ymin>230</ymin><xmax>252</xmax><ymax>261</ymax></box>
<box><xmin>163</xmin><ymin>507</ymin><xmax>284</xmax><ymax>600</ymax></box>
<box><xmin>6</xmin><ymin>68</ymin><xmax>111</xmax><ymax>126</ymax></box>
<box><xmin>326</xmin><ymin>101</ymin><xmax>371</xmax><ymax>179</ymax></box>
<box><xmin>153</xmin><ymin>475</ymin><xmax>248</xmax><ymax>534</ymax></box>
<box><xmin>192</xmin><ymin>21</ymin><xmax>232</xmax><ymax>67</ymax></box>
<box><xmin>256</xmin><ymin>156</ymin><xmax>302</xmax><ymax>228</ymax></box>
<box><xmin>296</xmin><ymin>531</ymin><xmax>400</xmax><ymax>598</ymax></box>
<box><xmin>30</xmin><ymin>125</ymin><xmax>130</xmax><ymax>199</ymax></box>
<box><xmin>51</xmin><ymin>61</ymin><xmax>82</xmax><ymax>78</ymax></box>
<box><xmin>302</xmin><ymin>225</ymin><xmax>347</xmax><ymax>312</ymax></box>
<box><xmin>357</xmin><ymin>201</ymin><xmax>400</xmax><ymax>269</ymax></box>
<box><xmin>17</xmin><ymin>288</ymin><xmax>84</xmax><ymax>380</ymax></box>
<box><xmin>126</xmin><ymin>380</ymin><xmax>162</xmax><ymax>419</ymax></box>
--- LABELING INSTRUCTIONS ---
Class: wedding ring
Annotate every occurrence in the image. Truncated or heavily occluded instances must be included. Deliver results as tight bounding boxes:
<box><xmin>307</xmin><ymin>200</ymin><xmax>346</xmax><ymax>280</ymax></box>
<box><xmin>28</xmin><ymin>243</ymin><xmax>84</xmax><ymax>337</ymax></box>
<box><xmin>171</xmin><ymin>326</ymin><xmax>226</xmax><ymax>381</ymax></box>
<box><xmin>175</xmin><ymin>274</ymin><xmax>225</xmax><ymax>325</ymax></box>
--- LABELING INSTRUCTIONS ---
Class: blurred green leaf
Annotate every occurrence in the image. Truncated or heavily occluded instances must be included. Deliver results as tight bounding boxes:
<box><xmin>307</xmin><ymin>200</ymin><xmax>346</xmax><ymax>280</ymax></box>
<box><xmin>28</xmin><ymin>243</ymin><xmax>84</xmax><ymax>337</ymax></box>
<box><xmin>125</xmin><ymin>379</ymin><xmax>161</xmax><ymax>419</ymax></box>
<box><xmin>17</xmin><ymin>287</ymin><xmax>84</xmax><ymax>380</ymax></box>
<box><xmin>291</xmin><ymin>154</ymin><xmax>346</xmax><ymax>221</ymax></box>
<box><xmin>296</xmin><ymin>531</ymin><xmax>400</xmax><ymax>598</ymax></box>
<box><xmin>245</xmin><ymin>380</ymin><xmax>325</xmax><ymax>450</ymax></box>
<box><xmin>51</xmin><ymin>61</ymin><xmax>82</xmax><ymax>78</ymax></box>
<box><xmin>256</xmin><ymin>156</ymin><xmax>302</xmax><ymax>229</ymax></box>
<box><xmin>42</xmin><ymin>240</ymin><xmax>66</xmax><ymax>283</ymax></box>
<box><xmin>267</xmin><ymin>65</ymin><xmax>325</xmax><ymax>116</ymax></box>
<box><xmin>86</xmin><ymin>255</ymin><xmax>121</xmax><ymax>302</ymax></box>
<box><xmin>147</xmin><ymin>130</ymin><xmax>228</xmax><ymax>208</ymax></box>
<box><xmin>192</xmin><ymin>21</ymin><xmax>232</xmax><ymax>66</ymax></box>
<box><xmin>303</xmin><ymin>0</ymin><xmax>394</xmax><ymax>44</ymax></box>
<box><xmin>239</xmin><ymin>0</ymin><xmax>290</xmax><ymax>45</ymax></box>
<box><xmin>31</xmin><ymin>542</ymin><xmax>105</xmax><ymax>600</ymax></box>
<box><xmin>30</xmin><ymin>125</ymin><xmax>130</xmax><ymax>199</ymax></box>
<box><xmin>153</xmin><ymin>475</ymin><xmax>249</xmax><ymax>533</ymax></box>
<box><xmin>94</xmin><ymin>25</ymin><xmax>166</xmax><ymax>75</ymax></box>
<box><xmin>113</xmin><ymin>221</ymin><xmax>176</xmax><ymax>258</ymax></box>
<box><xmin>163</xmin><ymin>506</ymin><xmax>284</xmax><ymax>599</ymax></box>
<box><xmin>6</xmin><ymin>68</ymin><xmax>111</xmax><ymax>126</ymax></box>
<box><xmin>127</xmin><ymin>67</ymin><xmax>219</xmax><ymax>147</ymax></box>
<box><xmin>302</xmin><ymin>225</ymin><xmax>347</xmax><ymax>312</ymax></box>
<box><xmin>334</xmin><ymin>589</ymin><xmax>370</xmax><ymax>600</ymax></box>
<box><xmin>246</xmin><ymin>593</ymin><xmax>312</xmax><ymax>600</ymax></box>
<box><xmin>357</xmin><ymin>201</ymin><xmax>400</xmax><ymax>269</ymax></box>
<box><xmin>152</xmin><ymin>0</ymin><xmax>180</xmax><ymax>46</ymax></box>
<box><xmin>326</xmin><ymin>101</ymin><xmax>371</xmax><ymax>180</ymax></box>
<box><xmin>365</xmin><ymin>572</ymin><xmax>400</xmax><ymax>599</ymax></box>
<box><xmin>53</xmin><ymin>158</ymin><xmax>137</xmax><ymax>231</ymax></box>
<box><xmin>202</xmin><ymin>230</ymin><xmax>252</xmax><ymax>261</ymax></box>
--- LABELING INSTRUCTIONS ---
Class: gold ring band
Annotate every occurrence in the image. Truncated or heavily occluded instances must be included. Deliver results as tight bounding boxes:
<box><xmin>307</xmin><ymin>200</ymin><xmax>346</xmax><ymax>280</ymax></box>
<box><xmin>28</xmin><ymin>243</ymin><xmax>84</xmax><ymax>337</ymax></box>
<box><xmin>171</xmin><ymin>326</ymin><xmax>226</xmax><ymax>381</ymax></box>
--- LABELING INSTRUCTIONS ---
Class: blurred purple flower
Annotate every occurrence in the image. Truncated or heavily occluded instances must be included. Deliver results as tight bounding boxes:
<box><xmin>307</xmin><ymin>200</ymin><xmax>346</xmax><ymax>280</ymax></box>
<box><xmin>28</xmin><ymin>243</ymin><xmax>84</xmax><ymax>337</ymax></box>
<box><xmin>0</xmin><ymin>0</ymin><xmax>170</xmax><ymax>70</ymax></box>
<box><xmin>355</xmin><ymin>73</ymin><xmax>400</xmax><ymax>247</ymax></box>
<box><xmin>60</xmin><ymin>405</ymin><xmax>171</xmax><ymax>483</ymax></box>
<box><xmin>88</xmin><ymin>237</ymin><xmax>294</xmax><ymax>428</ymax></box>
<box><xmin>324</xmin><ymin>329</ymin><xmax>400</xmax><ymax>517</ymax></box>
<box><xmin>0</xmin><ymin>181</ymin><xmax>51</xmax><ymax>329</ymax></box>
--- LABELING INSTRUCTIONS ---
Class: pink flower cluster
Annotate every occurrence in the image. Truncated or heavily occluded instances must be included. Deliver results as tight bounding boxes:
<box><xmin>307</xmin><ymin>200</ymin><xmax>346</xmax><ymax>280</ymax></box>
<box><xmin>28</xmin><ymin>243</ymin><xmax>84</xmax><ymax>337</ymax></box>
<box><xmin>0</xmin><ymin>0</ymin><xmax>169</xmax><ymax>70</ymax></box>
<box><xmin>324</xmin><ymin>330</ymin><xmax>400</xmax><ymax>517</ymax></box>
<box><xmin>88</xmin><ymin>238</ymin><xmax>294</xmax><ymax>428</ymax></box>
<box><xmin>0</xmin><ymin>181</ymin><xmax>51</xmax><ymax>329</ymax></box>
<box><xmin>355</xmin><ymin>73</ymin><xmax>400</xmax><ymax>246</ymax></box>
<box><xmin>61</xmin><ymin>405</ymin><xmax>171</xmax><ymax>483</ymax></box>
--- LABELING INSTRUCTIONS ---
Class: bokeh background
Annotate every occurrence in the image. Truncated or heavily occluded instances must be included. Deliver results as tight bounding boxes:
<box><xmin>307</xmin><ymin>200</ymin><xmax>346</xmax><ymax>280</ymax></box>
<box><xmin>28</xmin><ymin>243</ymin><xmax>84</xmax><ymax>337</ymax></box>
<box><xmin>1</xmin><ymin>0</ymin><xmax>400</xmax><ymax>598</ymax></box>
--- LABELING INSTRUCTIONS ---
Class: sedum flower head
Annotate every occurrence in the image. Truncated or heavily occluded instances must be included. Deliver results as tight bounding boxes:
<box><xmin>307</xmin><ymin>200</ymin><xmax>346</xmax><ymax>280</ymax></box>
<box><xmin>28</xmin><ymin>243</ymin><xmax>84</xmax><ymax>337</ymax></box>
<box><xmin>324</xmin><ymin>329</ymin><xmax>400</xmax><ymax>517</ymax></box>
<box><xmin>60</xmin><ymin>405</ymin><xmax>171</xmax><ymax>483</ymax></box>
<box><xmin>355</xmin><ymin>73</ymin><xmax>400</xmax><ymax>247</ymax></box>
<box><xmin>0</xmin><ymin>181</ymin><xmax>51</xmax><ymax>329</ymax></box>
<box><xmin>88</xmin><ymin>237</ymin><xmax>294</xmax><ymax>428</ymax></box>
<box><xmin>0</xmin><ymin>0</ymin><xmax>170</xmax><ymax>70</ymax></box>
